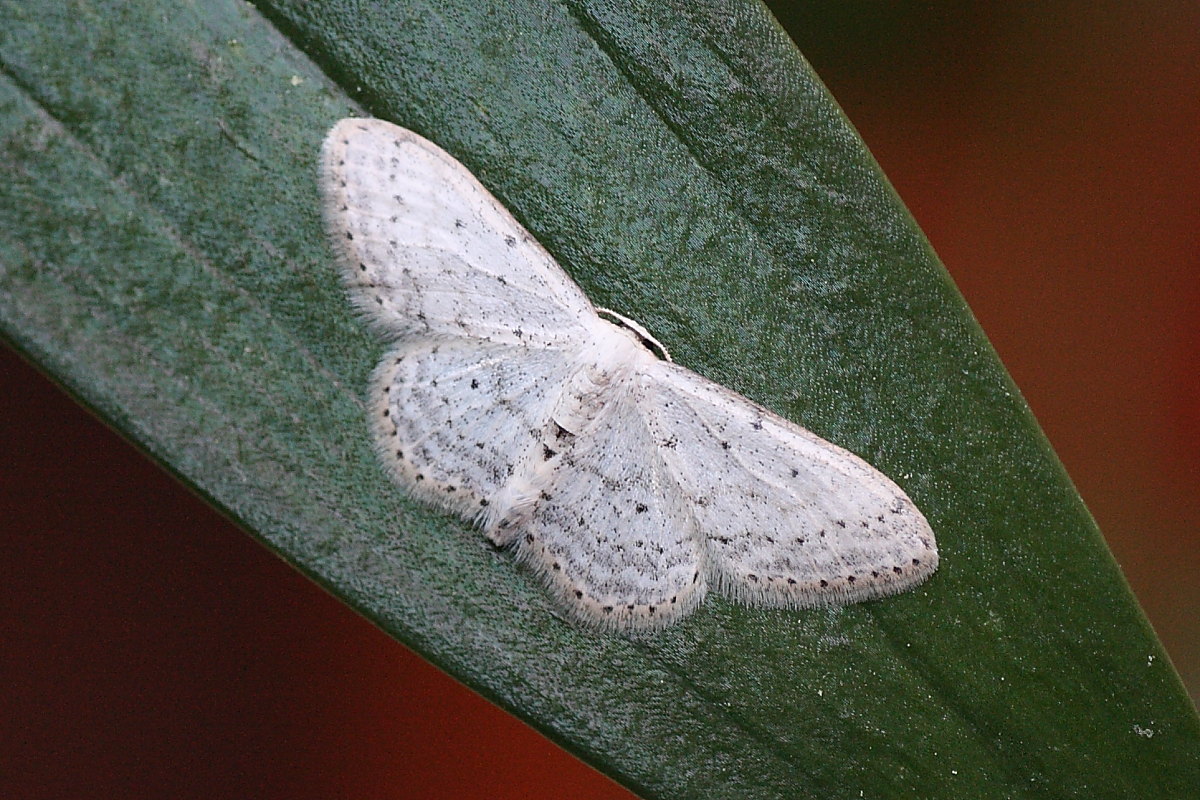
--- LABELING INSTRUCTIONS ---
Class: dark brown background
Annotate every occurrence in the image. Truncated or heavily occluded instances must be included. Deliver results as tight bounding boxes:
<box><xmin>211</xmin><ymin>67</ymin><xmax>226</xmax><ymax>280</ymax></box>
<box><xmin>3</xmin><ymin>4</ymin><xmax>1196</xmax><ymax>798</ymax></box>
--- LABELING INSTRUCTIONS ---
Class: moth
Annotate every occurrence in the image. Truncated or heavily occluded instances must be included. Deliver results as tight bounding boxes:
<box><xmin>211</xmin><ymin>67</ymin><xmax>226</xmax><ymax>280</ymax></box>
<box><xmin>321</xmin><ymin>118</ymin><xmax>937</xmax><ymax>630</ymax></box>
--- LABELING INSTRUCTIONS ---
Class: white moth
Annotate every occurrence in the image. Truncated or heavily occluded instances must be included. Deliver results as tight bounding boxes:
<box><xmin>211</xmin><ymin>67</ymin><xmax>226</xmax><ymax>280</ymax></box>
<box><xmin>321</xmin><ymin>118</ymin><xmax>938</xmax><ymax>631</ymax></box>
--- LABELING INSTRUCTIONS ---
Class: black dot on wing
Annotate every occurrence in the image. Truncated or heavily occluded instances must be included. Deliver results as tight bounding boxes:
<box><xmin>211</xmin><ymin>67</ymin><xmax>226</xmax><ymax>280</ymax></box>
<box><xmin>790</xmin><ymin>468</ymin><xmax>799</xmax><ymax>478</ymax></box>
<box><xmin>635</xmin><ymin>503</ymin><xmax>648</xmax><ymax>513</ymax></box>
<box><xmin>720</xmin><ymin>441</ymin><xmax>730</xmax><ymax>450</ymax></box>
<box><xmin>470</xmin><ymin>378</ymin><xmax>479</xmax><ymax>389</ymax></box>
<box><xmin>893</xmin><ymin>566</ymin><xmax>902</xmax><ymax>574</ymax></box>
<box><xmin>574</xmin><ymin>589</ymin><xmax>583</xmax><ymax>599</ymax></box>
<box><xmin>479</xmin><ymin>498</ymin><xmax>489</xmax><ymax>507</ymax></box>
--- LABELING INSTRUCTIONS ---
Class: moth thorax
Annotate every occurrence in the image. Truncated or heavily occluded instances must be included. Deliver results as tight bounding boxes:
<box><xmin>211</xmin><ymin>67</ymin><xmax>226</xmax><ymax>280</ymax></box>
<box><xmin>583</xmin><ymin>317</ymin><xmax>656</xmax><ymax>379</ymax></box>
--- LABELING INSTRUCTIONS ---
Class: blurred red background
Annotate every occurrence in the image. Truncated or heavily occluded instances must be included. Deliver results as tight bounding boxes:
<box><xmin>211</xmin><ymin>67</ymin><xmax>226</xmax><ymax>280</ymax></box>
<box><xmin>2</xmin><ymin>5</ymin><xmax>1196</xmax><ymax>798</ymax></box>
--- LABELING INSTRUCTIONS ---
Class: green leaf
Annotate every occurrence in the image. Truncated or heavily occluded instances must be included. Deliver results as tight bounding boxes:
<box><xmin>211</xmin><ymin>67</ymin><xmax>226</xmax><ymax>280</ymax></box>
<box><xmin>1</xmin><ymin>0</ymin><xmax>1196</xmax><ymax>797</ymax></box>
